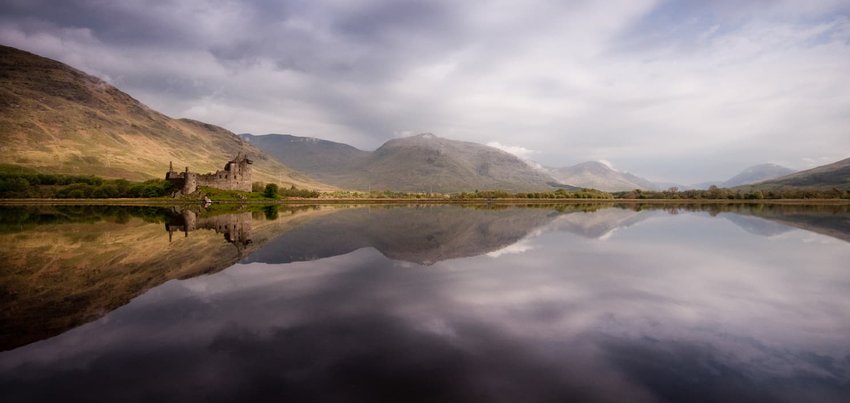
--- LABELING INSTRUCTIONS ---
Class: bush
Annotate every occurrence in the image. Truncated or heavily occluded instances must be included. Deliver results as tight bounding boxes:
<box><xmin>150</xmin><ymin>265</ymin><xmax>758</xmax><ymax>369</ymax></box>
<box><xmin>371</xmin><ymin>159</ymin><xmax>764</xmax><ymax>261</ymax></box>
<box><xmin>264</xmin><ymin>183</ymin><xmax>279</xmax><ymax>198</ymax></box>
<box><xmin>279</xmin><ymin>185</ymin><xmax>320</xmax><ymax>198</ymax></box>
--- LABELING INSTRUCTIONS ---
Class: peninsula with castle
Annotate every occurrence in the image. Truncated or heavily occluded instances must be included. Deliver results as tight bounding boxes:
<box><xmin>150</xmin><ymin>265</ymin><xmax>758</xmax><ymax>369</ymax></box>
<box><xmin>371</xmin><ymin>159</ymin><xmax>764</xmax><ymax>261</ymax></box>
<box><xmin>166</xmin><ymin>153</ymin><xmax>254</xmax><ymax>195</ymax></box>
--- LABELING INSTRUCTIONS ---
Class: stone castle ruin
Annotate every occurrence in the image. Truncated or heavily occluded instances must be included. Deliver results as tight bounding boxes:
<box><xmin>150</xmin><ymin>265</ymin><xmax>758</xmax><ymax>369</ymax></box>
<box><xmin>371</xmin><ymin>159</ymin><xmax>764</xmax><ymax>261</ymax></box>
<box><xmin>166</xmin><ymin>153</ymin><xmax>253</xmax><ymax>194</ymax></box>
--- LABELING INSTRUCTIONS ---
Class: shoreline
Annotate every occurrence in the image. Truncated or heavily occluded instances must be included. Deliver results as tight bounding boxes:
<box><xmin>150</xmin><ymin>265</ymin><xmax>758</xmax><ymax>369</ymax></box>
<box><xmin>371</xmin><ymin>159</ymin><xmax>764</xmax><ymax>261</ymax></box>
<box><xmin>1</xmin><ymin>198</ymin><xmax>849</xmax><ymax>206</ymax></box>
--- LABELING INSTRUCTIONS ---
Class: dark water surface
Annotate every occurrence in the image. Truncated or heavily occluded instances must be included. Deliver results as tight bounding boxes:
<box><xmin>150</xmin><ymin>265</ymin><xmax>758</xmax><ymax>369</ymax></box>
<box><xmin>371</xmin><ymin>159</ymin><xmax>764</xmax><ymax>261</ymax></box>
<box><xmin>1</xmin><ymin>203</ymin><xmax>849</xmax><ymax>402</ymax></box>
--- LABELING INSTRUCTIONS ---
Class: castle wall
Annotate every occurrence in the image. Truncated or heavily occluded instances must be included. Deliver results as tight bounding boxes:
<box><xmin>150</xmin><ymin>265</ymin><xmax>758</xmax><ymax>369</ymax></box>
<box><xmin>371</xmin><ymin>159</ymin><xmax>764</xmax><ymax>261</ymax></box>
<box><xmin>196</xmin><ymin>170</ymin><xmax>251</xmax><ymax>192</ymax></box>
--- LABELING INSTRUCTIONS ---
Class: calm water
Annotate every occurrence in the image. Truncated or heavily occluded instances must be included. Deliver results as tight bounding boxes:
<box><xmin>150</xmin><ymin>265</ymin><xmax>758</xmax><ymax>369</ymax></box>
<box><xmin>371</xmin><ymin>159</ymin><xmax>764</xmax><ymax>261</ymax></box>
<box><xmin>1</xmin><ymin>203</ymin><xmax>849</xmax><ymax>402</ymax></box>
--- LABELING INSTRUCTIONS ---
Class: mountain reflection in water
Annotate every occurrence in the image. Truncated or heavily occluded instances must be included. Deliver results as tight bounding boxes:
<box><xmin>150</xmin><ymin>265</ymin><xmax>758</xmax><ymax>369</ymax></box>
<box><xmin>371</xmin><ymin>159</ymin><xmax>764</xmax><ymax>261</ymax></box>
<box><xmin>1</xmin><ymin>203</ymin><xmax>849</xmax><ymax>402</ymax></box>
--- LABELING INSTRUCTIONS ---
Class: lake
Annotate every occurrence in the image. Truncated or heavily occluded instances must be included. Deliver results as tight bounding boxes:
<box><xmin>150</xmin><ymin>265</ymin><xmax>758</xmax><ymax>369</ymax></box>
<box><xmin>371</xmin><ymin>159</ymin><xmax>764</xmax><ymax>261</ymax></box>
<box><xmin>1</xmin><ymin>203</ymin><xmax>849</xmax><ymax>402</ymax></box>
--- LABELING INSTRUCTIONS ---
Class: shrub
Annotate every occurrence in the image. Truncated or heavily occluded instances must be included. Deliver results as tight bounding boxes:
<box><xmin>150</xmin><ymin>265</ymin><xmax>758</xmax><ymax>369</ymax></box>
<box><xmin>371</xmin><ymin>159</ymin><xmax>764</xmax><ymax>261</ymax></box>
<box><xmin>264</xmin><ymin>183</ymin><xmax>279</xmax><ymax>198</ymax></box>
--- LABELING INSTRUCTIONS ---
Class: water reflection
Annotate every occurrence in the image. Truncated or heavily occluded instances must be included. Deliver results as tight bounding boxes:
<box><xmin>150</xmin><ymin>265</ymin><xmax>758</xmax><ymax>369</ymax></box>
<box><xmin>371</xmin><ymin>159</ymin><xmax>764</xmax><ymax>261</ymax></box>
<box><xmin>0</xmin><ymin>205</ymin><xmax>320</xmax><ymax>350</ymax></box>
<box><xmin>244</xmin><ymin>205</ymin><xmax>558</xmax><ymax>265</ymax></box>
<box><xmin>1</xmin><ymin>203</ymin><xmax>849</xmax><ymax>402</ymax></box>
<box><xmin>165</xmin><ymin>209</ymin><xmax>253</xmax><ymax>255</ymax></box>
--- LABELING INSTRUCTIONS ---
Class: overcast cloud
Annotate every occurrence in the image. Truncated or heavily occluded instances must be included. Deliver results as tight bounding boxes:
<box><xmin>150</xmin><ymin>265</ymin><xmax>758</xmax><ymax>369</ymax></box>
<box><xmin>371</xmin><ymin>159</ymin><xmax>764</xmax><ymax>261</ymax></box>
<box><xmin>1</xmin><ymin>0</ymin><xmax>849</xmax><ymax>183</ymax></box>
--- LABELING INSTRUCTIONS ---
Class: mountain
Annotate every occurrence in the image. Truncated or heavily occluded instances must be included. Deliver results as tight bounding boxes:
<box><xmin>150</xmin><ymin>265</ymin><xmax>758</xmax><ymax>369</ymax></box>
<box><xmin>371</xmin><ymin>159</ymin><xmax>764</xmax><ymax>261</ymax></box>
<box><xmin>682</xmin><ymin>163</ymin><xmax>795</xmax><ymax>190</ymax></box>
<box><xmin>721</xmin><ymin>163</ymin><xmax>795</xmax><ymax>187</ymax></box>
<box><xmin>240</xmin><ymin>133</ymin><xmax>370</xmax><ymax>185</ymax></box>
<box><xmin>0</xmin><ymin>45</ymin><xmax>327</xmax><ymax>189</ymax></box>
<box><xmin>546</xmin><ymin>161</ymin><xmax>659</xmax><ymax>192</ymax></box>
<box><xmin>244</xmin><ymin>132</ymin><xmax>568</xmax><ymax>192</ymax></box>
<box><xmin>748</xmin><ymin>157</ymin><xmax>850</xmax><ymax>190</ymax></box>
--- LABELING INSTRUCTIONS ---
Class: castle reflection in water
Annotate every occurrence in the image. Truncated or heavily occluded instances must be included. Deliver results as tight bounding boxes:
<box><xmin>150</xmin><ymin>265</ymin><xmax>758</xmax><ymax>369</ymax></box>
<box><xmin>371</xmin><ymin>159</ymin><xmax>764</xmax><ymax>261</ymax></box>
<box><xmin>165</xmin><ymin>209</ymin><xmax>253</xmax><ymax>253</ymax></box>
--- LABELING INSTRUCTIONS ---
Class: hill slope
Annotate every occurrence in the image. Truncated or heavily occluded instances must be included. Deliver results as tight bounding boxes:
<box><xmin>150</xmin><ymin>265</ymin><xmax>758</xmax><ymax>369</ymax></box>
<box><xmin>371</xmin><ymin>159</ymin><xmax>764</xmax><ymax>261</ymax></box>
<box><xmin>240</xmin><ymin>133</ymin><xmax>370</xmax><ymax>185</ymax></box>
<box><xmin>0</xmin><ymin>45</ymin><xmax>327</xmax><ymax>189</ymax></box>
<box><xmin>747</xmin><ymin>158</ymin><xmax>850</xmax><ymax>190</ymax></box>
<box><xmin>721</xmin><ymin>163</ymin><xmax>795</xmax><ymax>187</ymax></box>
<box><xmin>546</xmin><ymin>161</ymin><xmax>658</xmax><ymax>192</ymax></box>
<box><xmin>245</xmin><ymin>132</ymin><xmax>567</xmax><ymax>192</ymax></box>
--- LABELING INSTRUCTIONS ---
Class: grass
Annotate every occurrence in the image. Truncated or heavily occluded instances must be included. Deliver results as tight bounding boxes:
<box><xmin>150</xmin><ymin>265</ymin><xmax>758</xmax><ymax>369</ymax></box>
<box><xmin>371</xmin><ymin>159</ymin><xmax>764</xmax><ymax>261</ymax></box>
<box><xmin>197</xmin><ymin>186</ymin><xmax>273</xmax><ymax>201</ymax></box>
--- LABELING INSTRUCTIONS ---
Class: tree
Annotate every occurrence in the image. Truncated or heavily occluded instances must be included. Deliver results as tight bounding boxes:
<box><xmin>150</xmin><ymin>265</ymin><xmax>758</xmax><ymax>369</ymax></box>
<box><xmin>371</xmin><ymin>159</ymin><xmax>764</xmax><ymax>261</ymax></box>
<box><xmin>263</xmin><ymin>183</ymin><xmax>279</xmax><ymax>198</ymax></box>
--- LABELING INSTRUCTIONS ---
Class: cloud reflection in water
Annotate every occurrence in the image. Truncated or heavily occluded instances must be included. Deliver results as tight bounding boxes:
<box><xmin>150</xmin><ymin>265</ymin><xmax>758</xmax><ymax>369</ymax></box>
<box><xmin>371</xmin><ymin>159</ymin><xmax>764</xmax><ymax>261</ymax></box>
<box><xmin>1</xmin><ymin>205</ymin><xmax>849</xmax><ymax>402</ymax></box>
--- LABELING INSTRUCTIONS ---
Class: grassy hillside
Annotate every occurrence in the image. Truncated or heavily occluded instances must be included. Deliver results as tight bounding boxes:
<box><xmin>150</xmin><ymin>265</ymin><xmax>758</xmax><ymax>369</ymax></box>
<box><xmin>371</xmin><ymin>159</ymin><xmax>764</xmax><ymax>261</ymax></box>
<box><xmin>0</xmin><ymin>45</ymin><xmax>329</xmax><ymax>190</ymax></box>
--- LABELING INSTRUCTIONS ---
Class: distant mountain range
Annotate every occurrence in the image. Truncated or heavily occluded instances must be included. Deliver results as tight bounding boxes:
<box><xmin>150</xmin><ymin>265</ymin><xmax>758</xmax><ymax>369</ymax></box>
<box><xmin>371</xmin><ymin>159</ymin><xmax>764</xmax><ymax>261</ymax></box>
<box><xmin>243</xmin><ymin>130</ymin><xmax>848</xmax><ymax>193</ymax></box>
<box><xmin>543</xmin><ymin>161</ymin><xmax>660</xmax><ymax>192</ymax></box>
<box><xmin>665</xmin><ymin>163</ymin><xmax>797</xmax><ymax>191</ymax></box>
<box><xmin>242</xmin><ymin>132</ymin><xmax>667</xmax><ymax>193</ymax></box>
<box><xmin>242</xmin><ymin>132</ymin><xmax>569</xmax><ymax>192</ymax></box>
<box><xmin>721</xmin><ymin>163</ymin><xmax>796</xmax><ymax>187</ymax></box>
<box><xmin>0</xmin><ymin>45</ymin><xmax>326</xmax><ymax>189</ymax></box>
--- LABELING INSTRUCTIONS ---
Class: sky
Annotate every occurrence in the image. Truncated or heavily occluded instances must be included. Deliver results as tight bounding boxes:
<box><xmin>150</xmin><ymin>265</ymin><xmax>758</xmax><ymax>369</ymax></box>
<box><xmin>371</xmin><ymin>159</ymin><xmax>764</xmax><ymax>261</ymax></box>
<box><xmin>1</xmin><ymin>0</ymin><xmax>849</xmax><ymax>184</ymax></box>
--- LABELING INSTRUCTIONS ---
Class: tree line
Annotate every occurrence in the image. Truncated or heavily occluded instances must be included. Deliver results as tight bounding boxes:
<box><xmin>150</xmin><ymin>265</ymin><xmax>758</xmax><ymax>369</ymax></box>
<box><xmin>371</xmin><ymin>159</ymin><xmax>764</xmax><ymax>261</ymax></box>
<box><xmin>0</xmin><ymin>172</ymin><xmax>174</xmax><ymax>198</ymax></box>
<box><xmin>614</xmin><ymin>186</ymin><xmax>850</xmax><ymax>200</ymax></box>
<box><xmin>450</xmin><ymin>189</ymin><xmax>613</xmax><ymax>199</ymax></box>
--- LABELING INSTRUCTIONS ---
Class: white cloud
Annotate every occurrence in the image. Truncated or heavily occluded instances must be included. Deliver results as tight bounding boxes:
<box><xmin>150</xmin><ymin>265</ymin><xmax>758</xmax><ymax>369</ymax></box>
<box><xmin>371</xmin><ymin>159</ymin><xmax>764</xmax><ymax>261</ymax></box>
<box><xmin>486</xmin><ymin>141</ymin><xmax>538</xmax><ymax>160</ymax></box>
<box><xmin>596</xmin><ymin>160</ymin><xmax>617</xmax><ymax>171</ymax></box>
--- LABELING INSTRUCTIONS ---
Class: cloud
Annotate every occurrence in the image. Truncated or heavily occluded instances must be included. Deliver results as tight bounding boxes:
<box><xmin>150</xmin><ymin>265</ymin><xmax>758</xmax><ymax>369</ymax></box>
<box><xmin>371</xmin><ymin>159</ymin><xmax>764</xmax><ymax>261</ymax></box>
<box><xmin>1</xmin><ymin>0</ymin><xmax>849</xmax><ymax>182</ymax></box>
<box><xmin>596</xmin><ymin>160</ymin><xmax>617</xmax><ymax>171</ymax></box>
<box><xmin>486</xmin><ymin>141</ymin><xmax>538</xmax><ymax>160</ymax></box>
